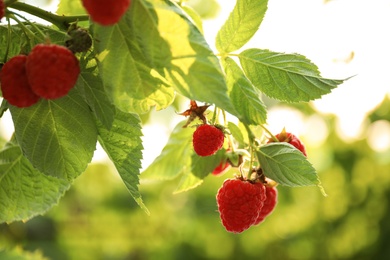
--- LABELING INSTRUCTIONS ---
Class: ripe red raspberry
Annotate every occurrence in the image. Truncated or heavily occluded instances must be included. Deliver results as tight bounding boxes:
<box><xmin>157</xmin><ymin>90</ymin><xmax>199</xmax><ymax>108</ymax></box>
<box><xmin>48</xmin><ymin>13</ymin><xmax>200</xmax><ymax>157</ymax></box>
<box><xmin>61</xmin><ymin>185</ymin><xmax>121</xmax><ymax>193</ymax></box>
<box><xmin>193</xmin><ymin>124</ymin><xmax>224</xmax><ymax>156</ymax></box>
<box><xmin>1</xmin><ymin>55</ymin><xmax>40</xmax><ymax>107</ymax></box>
<box><xmin>254</xmin><ymin>186</ymin><xmax>278</xmax><ymax>225</ymax></box>
<box><xmin>216</xmin><ymin>178</ymin><xmax>266</xmax><ymax>233</ymax></box>
<box><xmin>26</xmin><ymin>44</ymin><xmax>80</xmax><ymax>99</ymax></box>
<box><xmin>82</xmin><ymin>0</ymin><xmax>130</xmax><ymax>26</ymax></box>
<box><xmin>269</xmin><ymin>131</ymin><xmax>307</xmax><ymax>156</ymax></box>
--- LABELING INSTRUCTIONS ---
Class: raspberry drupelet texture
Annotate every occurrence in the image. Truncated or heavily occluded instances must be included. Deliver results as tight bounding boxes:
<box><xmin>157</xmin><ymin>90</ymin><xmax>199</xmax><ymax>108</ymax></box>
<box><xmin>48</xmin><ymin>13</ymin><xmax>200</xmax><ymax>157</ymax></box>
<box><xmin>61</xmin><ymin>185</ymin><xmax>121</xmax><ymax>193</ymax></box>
<box><xmin>217</xmin><ymin>178</ymin><xmax>266</xmax><ymax>233</ymax></box>
<box><xmin>82</xmin><ymin>0</ymin><xmax>130</xmax><ymax>26</ymax></box>
<box><xmin>1</xmin><ymin>55</ymin><xmax>40</xmax><ymax>107</ymax></box>
<box><xmin>193</xmin><ymin>124</ymin><xmax>224</xmax><ymax>157</ymax></box>
<box><xmin>254</xmin><ymin>186</ymin><xmax>278</xmax><ymax>225</ymax></box>
<box><xmin>26</xmin><ymin>44</ymin><xmax>80</xmax><ymax>99</ymax></box>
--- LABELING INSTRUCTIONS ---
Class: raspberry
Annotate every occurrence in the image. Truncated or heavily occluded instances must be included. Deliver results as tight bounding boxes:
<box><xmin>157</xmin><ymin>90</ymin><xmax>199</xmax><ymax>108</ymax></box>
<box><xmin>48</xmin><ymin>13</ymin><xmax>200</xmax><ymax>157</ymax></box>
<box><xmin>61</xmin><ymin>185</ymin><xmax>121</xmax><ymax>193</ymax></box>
<box><xmin>1</xmin><ymin>55</ymin><xmax>40</xmax><ymax>107</ymax></box>
<box><xmin>212</xmin><ymin>160</ymin><xmax>231</xmax><ymax>176</ymax></box>
<box><xmin>216</xmin><ymin>178</ymin><xmax>266</xmax><ymax>233</ymax></box>
<box><xmin>269</xmin><ymin>130</ymin><xmax>307</xmax><ymax>156</ymax></box>
<box><xmin>193</xmin><ymin>124</ymin><xmax>224</xmax><ymax>156</ymax></box>
<box><xmin>82</xmin><ymin>0</ymin><xmax>130</xmax><ymax>26</ymax></box>
<box><xmin>26</xmin><ymin>44</ymin><xmax>80</xmax><ymax>99</ymax></box>
<box><xmin>212</xmin><ymin>150</ymin><xmax>231</xmax><ymax>175</ymax></box>
<box><xmin>254</xmin><ymin>186</ymin><xmax>278</xmax><ymax>225</ymax></box>
<box><xmin>0</xmin><ymin>0</ymin><xmax>5</xmax><ymax>21</ymax></box>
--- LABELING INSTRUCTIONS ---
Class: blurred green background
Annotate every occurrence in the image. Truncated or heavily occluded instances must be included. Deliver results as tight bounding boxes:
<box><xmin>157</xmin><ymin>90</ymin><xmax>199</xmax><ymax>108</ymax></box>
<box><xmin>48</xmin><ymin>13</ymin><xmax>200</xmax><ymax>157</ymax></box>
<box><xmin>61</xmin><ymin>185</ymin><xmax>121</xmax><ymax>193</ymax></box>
<box><xmin>1</xmin><ymin>95</ymin><xmax>389</xmax><ymax>260</ymax></box>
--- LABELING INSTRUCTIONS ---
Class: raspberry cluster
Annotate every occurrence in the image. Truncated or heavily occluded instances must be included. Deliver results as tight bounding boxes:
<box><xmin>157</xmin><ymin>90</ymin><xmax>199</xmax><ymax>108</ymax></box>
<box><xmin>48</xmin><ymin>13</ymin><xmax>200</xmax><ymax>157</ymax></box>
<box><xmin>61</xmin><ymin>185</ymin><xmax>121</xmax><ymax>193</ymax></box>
<box><xmin>1</xmin><ymin>44</ymin><xmax>80</xmax><ymax>107</ymax></box>
<box><xmin>178</xmin><ymin>101</ymin><xmax>304</xmax><ymax>233</ymax></box>
<box><xmin>216</xmin><ymin>178</ymin><xmax>277</xmax><ymax>233</ymax></box>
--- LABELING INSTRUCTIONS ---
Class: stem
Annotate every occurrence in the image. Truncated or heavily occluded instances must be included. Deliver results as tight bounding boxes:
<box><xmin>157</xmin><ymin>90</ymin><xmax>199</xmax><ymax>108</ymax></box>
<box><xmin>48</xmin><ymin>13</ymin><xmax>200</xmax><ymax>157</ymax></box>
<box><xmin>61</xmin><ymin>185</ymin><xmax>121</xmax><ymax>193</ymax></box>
<box><xmin>244</xmin><ymin>123</ymin><xmax>256</xmax><ymax>145</ymax></box>
<box><xmin>8</xmin><ymin>2</ymin><xmax>89</xmax><ymax>31</ymax></box>
<box><xmin>260</xmin><ymin>124</ymin><xmax>278</xmax><ymax>142</ymax></box>
<box><xmin>243</xmin><ymin>123</ymin><xmax>257</xmax><ymax>180</ymax></box>
<box><xmin>8</xmin><ymin>13</ymin><xmax>41</xmax><ymax>46</ymax></box>
<box><xmin>210</xmin><ymin>106</ymin><xmax>218</xmax><ymax>125</ymax></box>
<box><xmin>9</xmin><ymin>11</ymin><xmax>47</xmax><ymax>40</ymax></box>
<box><xmin>3</xmin><ymin>18</ymin><xmax>12</xmax><ymax>61</ymax></box>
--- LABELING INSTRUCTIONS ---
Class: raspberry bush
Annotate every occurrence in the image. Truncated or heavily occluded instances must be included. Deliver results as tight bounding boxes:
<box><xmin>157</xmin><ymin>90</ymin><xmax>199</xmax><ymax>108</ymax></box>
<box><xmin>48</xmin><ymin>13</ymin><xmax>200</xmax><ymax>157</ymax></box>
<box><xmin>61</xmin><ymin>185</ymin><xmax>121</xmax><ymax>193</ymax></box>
<box><xmin>0</xmin><ymin>0</ymin><xmax>347</xmax><ymax>230</ymax></box>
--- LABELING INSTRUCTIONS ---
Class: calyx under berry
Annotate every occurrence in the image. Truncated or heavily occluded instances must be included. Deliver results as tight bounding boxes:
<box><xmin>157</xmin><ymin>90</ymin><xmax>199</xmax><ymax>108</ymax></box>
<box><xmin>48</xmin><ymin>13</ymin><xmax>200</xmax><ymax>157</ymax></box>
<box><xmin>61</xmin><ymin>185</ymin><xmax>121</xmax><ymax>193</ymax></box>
<box><xmin>65</xmin><ymin>24</ymin><xmax>93</xmax><ymax>53</ymax></box>
<box><xmin>179</xmin><ymin>100</ymin><xmax>210</xmax><ymax>128</ymax></box>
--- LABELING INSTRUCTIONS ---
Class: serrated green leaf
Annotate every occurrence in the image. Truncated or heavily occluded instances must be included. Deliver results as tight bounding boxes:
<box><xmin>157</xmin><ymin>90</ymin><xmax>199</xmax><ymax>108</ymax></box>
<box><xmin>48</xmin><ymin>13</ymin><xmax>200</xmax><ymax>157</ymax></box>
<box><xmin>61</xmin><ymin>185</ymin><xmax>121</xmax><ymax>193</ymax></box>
<box><xmin>173</xmin><ymin>172</ymin><xmax>203</xmax><ymax>194</ymax></box>
<box><xmin>239</xmin><ymin>48</ymin><xmax>346</xmax><ymax>102</ymax></box>
<box><xmin>0</xmin><ymin>26</ymin><xmax>22</xmax><ymax>62</ymax></box>
<box><xmin>97</xmin><ymin>110</ymin><xmax>148</xmax><ymax>214</ymax></box>
<box><xmin>93</xmin><ymin>0</ymin><xmax>237</xmax><ymax>116</ymax></box>
<box><xmin>181</xmin><ymin>5</ymin><xmax>204</xmax><ymax>34</ymax></box>
<box><xmin>0</xmin><ymin>142</ymin><xmax>70</xmax><ymax>223</ymax></box>
<box><xmin>78</xmin><ymin>58</ymin><xmax>116</xmax><ymax>129</ymax></box>
<box><xmin>216</xmin><ymin>0</ymin><xmax>268</xmax><ymax>53</ymax></box>
<box><xmin>92</xmin><ymin>0</ymin><xmax>175</xmax><ymax>114</ymax></box>
<box><xmin>158</xmin><ymin>0</ymin><xmax>237</xmax><ymax>116</ymax></box>
<box><xmin>223</xmin><ymin>57</ymin><xmax>267</xmax><ymax>125</ymax></box>
<box><xmin>9</xmin><ymin>89</ymin><xmax>97</xmax><ymax>181</ymax></box>
<box><xmin>257</xmin><ymin>142</ymin><xmax>319</xmax><ymax>187</ymax></box>
<box><xmin>141</xmin><ymin>121</ymin><xmax>193</xmax><ymax>180</ymax></box>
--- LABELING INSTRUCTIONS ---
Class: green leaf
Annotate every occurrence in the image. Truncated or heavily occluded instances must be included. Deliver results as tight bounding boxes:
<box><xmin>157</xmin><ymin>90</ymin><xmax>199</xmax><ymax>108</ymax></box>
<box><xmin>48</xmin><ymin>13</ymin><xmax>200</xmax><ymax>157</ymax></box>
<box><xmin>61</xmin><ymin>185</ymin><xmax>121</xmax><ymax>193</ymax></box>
<box><xmin>227</xmin><ymin>121</ymin><xmax>246</xmax><ymax>148</ymax></box>
<box><xmin>78</xmin><ymin>58</ymin><xmax>116</xmax><ymax>129</ymax></box>
<box><xmin>0</xmin><ymin>24</ymin><xmax>66</xmax><ymax>62</ymax></box>
<box><xmin>257</xmin><ymin>143</ymin><xmax>319</xmax><ymax>187</ymax></box>
<box><xmin>239</xmin><ymin>48</ymin><xmax>346</xmax><ymax>102</ymax></box>
<box><xmin>0</xmin><ymin>142</ymin><xmax>70</xmax><ymax>223</ymax></box>
<box><xmin>9</xmin><ymin>89</ymin><xmax>97</xmax><ymax>181</ymax></box>
<box><xmin>56</xmin><ymin>0</ymin><xmax>87</xmax><ymax>16</ymax></box>
<box><xmin>174</xmin><ymin>172</ymin><xmax>203</xmax><ymax>194</ymax></box>
<box><xmin>0</xmin><ymin>26</ymin><xmax>22</xmax><ymax>61</ymax></box>
<box><xmin>0</xmin><ymin>100</ymin><xmax>8</xmax><ymax>118</ymax></box>
<box><xmin>216</xmin><ymin>0</ymin><xmax>268</xmax><ymax>53</ymax></box>
<box><xmin>92</xmin><ymin>0</ymin><xmax>175</xmax><ymax>114</ymax></box>
<box><xmin>141</xmin><ymin>121</ymin><xmax>193</xmax><ymax>180</ymax></box>
<box><xmin>181</xmin><ymin>5</ymin><xmax>204</xmax><ymax>34</ymax></box>
<box><xmin>158</xmin><ymin>0</ymin><xmax>237</xmax><ymax>116</ymax></box>
<box><xmin>174</xmin><ymin>149</ymin><xmax>226</xmax><ymax>193</ymax></box>
<box><xmin>93</xmin><ymin>0</ymin><xmax>237</xmax><ymax>116</ymax></box>
<box><xmin>97</xmin><ymin>110</ymin><xmax>149</xmax><ymax>214</ymax></box>
<box><xmin>191</xmin><ymin>149</ymin><xmax>225</xmax><ymax>179</ymax></box>
<box><xmin>222</xmin><ymin>57</ymin><xmax>267</xmax><ymax>125</ymax></box>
